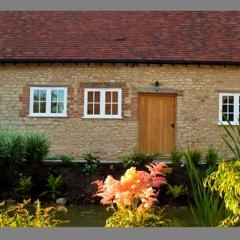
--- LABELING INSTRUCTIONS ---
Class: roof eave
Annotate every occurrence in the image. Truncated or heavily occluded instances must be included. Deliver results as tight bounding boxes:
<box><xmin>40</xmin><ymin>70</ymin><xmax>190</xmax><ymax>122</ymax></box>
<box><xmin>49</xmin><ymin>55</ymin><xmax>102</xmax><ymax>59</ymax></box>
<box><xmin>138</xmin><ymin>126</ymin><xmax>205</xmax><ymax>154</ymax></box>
<box><xmin>0</xmin><ymin>59</ymin><xmax>239</xmax><ymax>66</ymax></box>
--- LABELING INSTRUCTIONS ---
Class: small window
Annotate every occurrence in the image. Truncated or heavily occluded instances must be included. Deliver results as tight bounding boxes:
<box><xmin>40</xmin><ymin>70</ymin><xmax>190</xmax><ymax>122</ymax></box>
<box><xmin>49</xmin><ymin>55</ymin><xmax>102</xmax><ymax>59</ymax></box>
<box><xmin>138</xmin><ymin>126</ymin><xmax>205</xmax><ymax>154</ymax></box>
<box><xmin>84</xmin><ymin>88</ymin><xmax>122</xmax><ymax>119</ymax></box>
<box><xmin>219</xmin><ymin>93</ymin><xmax>240</xmax><ymax>125</ymax></box>
<box><xmin>29</xmin><ymin>87</ymin><xmax>67</xmax><ymax>117</ymax></box>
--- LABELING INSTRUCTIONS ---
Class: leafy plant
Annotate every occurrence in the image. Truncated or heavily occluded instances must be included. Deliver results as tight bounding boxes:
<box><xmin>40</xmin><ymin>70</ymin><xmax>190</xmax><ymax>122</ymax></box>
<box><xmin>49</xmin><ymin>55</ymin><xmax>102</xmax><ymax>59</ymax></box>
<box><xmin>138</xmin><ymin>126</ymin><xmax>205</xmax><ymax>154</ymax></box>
<box><xmin>93</xmin><ymin>163</ymin><xmax>167</xmax><ymax>227</ymax></box>
<box><xmin>15</xmin><ymin>176</ymin><xmax>32</xmax><ymax>195</ymax></box>
<box><xmin>121</xmin><ymin>149</ymin><xmax>160</xmax><ymax>168</ymax></box>
<box><xmin>0</xmin><ymin>199</ymin><xmax>67</xmax><ymax>227</ymax></box>
<box><xmin>60</xmin><ymin>155</ymin><xmax>74</xmax><ymax>165</ymax></box>
<box><xmin>205</xmin><ymin>160</ymin><xmax>240</xmax><ymax>226</ymax></box>
<box><xmin>162</xmin><ymin>167</ymin><xmax>173</xmax><ymax>175</ymax></box>
<box><xmin>222</xmin><ymin>119</ymin><xmax>240</xmax><ymax>159</ymax></box>
<box><xmin>205</xmin><ymin>148</ymin><xmax>220</xmax><ymax>167</ymax></box>
<box><xmin>167</xmin><ymin>185</ymin><xmax>186</xmax><ymax>199</ymax></box>
<box><xmin>185</xmin><ymin>153</ymin><xmax>226</xmax><ymax>227</ymax></box>
<box><xmin>41</xmin><ymin>175</ymin><xmax>63</xmax><ymax>200</ymax></box>
<box><xmin>0</xmin><ymin>130</ymin><xmax>26</xmax><ymax>171</ymax></box>
<box><xmin>170</xmin><ymin>148</ymin><xmax>183</xmax><ymax>167</ymax></box>
<box><xmin>106</xmin><ymin>206</ymin><xmax>169</xmax><ymax>227</ymax></box>
<box><xmin>25</xmin><ymin>132</ymin><xmax>50</xmax><ymax>164</ymax></box>
<box><xmin>184</xmin><ymin>149</ymin><xmax>202</xmax><ymax>167</ymax></box>
<box><xmin>82</xmin><ymin>153</ymin><xmax>100</xmax><ymax>174</ymax></box>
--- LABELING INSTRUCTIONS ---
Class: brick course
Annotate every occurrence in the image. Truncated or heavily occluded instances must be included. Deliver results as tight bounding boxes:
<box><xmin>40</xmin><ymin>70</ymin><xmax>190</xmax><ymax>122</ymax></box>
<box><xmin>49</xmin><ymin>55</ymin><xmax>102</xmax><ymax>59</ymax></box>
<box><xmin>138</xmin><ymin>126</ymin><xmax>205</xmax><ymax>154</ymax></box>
<box><xmin>0</xmin><ymin>63</ymin><xmax>240</xmax><ymax>160</ymax></box>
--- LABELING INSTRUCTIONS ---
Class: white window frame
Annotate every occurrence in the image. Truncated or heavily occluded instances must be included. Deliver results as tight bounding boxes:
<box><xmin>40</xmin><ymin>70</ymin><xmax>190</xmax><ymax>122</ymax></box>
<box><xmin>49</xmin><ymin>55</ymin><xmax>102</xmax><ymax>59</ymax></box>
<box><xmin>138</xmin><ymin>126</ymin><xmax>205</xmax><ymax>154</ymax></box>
<box><xmin>83</xmin><ymin>88</ymin><xmax>122</xmax><ymax>119</ymax></box>
<box><xmin>219</xmin><ymin>93</ymin><xmax>240</xmax><ymax>125</ymax></box>
<box><xmin>29</xmin><ymin>87</ymin><xmax>68</xmax><ymax>117</ymax></box>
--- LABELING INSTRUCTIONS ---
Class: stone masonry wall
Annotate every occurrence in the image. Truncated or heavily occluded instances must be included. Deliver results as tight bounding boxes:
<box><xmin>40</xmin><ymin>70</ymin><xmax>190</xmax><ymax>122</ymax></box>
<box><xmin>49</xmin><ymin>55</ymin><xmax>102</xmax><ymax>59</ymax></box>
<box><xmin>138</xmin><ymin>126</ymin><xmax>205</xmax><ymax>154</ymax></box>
<box><xmin>0</xmin><ymin>63</ymin><xmax>239</xmax><ymax>160</ymax></box>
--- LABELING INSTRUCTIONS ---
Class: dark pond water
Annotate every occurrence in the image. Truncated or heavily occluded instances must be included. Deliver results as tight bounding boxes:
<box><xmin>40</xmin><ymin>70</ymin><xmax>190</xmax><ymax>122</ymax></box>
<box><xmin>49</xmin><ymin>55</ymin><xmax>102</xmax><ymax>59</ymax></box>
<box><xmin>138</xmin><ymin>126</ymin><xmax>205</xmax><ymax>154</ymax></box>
<box><xmin>58</xmin><ymin>205</ymin><xmax>196</xmax><ymax>227</ymax></box>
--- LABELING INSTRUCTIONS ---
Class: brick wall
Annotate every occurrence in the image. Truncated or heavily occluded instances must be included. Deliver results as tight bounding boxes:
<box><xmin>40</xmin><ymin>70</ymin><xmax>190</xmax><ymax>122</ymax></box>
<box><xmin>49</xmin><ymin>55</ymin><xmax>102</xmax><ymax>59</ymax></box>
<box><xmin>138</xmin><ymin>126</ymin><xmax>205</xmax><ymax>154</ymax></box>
<box><xmin>0</xmin><ymin>63</ymin><xmax>239</xmax><ymax>160</ymax></box>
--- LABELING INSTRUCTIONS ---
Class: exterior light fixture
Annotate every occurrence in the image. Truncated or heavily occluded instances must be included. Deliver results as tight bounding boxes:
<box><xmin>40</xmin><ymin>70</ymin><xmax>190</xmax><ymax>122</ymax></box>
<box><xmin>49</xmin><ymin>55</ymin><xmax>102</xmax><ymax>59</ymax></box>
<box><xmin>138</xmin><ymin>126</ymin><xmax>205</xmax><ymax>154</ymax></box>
<box><xmin>154</xmin><ymin>80</ymin><xmax>160</xmax><ymax>91</ymax></box>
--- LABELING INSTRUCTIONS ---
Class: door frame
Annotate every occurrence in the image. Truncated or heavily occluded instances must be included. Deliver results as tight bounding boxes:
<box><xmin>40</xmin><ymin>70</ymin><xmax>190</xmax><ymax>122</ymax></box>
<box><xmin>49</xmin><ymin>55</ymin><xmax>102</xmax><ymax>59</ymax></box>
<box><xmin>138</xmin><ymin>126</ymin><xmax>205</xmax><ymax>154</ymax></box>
<box><xmin>138</xmin><ymin>92</ymin><xmax>177</xmax><ymax>156</ymax></box>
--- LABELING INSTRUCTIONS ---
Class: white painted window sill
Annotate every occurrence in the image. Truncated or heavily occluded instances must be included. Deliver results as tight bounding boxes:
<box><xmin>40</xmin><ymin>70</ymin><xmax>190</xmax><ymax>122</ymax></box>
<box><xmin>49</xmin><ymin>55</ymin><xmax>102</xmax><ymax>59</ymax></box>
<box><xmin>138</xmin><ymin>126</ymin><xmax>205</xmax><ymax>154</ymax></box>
<box><xmin>28</xmin><ymin>115</ymin><xmax>68</xmax><ymax>118</ymax></box>
<box><xmin>82</xmin><ymin>116</ymin><xmax>123</xmax><ymax>120</ymax></box>
<box><xmin>217</xmin><ymin>122</ymin><xmax>239</xmax><ymax>126</ymax></box>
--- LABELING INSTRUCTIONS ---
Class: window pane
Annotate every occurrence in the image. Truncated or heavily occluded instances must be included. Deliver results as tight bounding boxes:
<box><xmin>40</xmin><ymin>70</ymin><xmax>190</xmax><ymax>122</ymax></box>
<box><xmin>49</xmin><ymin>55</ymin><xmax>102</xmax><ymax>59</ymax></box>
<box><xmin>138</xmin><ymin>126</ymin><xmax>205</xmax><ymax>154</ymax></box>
<box><xmin>222</xmin><ymin>96</ymin><xmax>228</xmax><ymax>104</ymax></box>
<box><xmin>229</xmin><ymin>96</ymin><xmax>234</xmax><ymax>104</ymax></box>
<box><xmin>105</xmin><ymin>103</ymin><xmax>111</xmax><ymax>114</ymax></box>
<box><xmin>112</xmin><ymin>92</ymin><xmax>118</xmax><ymax>102</ymax></box>
<box><xmin>51</xmin><ymin>90</ymin><xmax>58</xmax><ymax>102</ymax></box>
<box><xmin>94</xmin><ymin>103</ymin><xmax>100</xmax><ymax>114</ymax></box>
<box><xmin>222</xmin><ymin>113</ymin><xmax>234</xmax><ymax>122</ymax></box>
<box><xmin>34</xmin><ymin>90</ymin><xmax>39</xmax><ymax>101</ymax></box>
<box><xmin>88</xmin><ymin>92</ymin><xmax>93</xmax><ymax>102</ymax></box>
<box><xmin>112</xmin><ymin>104</ymin><xmax>118</xmax><ymax>115</ymax></box>
<box><xmin>222</xmin><ymin>105</ymin><xmax>227</xmax><ymax>112</ymax></box>
<box><xmin>95</xmin><ymin>92</ymin><xmax>100</xmax><ymax>102</ymax></box>
<box><xmin>58</xmin><ymin>90</ymin><xmax>64</xmax><ymax>102</ymax></box>
<box><xmin>51</xmin><ymin>102</ymin><xmax>57</xmax><ymax>113</ymax></box>
<box><xmin>229</xmin><ymin>105</ymin><xmax>234</xmax><ymax>113</ymax></box>
<box><xmin>106</xmin><ymin>92</ymin><xmax>111</xmax><ymax>103</ymax></box>
<box><xmin>40</xmin><ymin>102</ymin><xmax>46</xmax><ymax>113</ymax></box>
<box><xmin>87</xmin><ymin>104</ymin><xmax>93</xmax><ymax>114</ymax></box>
<box><xmin>40</xmin><ymin>90</ymin><xmax>46</xmax><ymax>101</ymax></box>
<box><xmin>33</xmin><ymin>102</ymin><xmax>39</xmax><ymax>113</ymax></box>
<box><xmin>57</xmin><ymin>102</ymin><xmax>64</xmax><ymax>113</ymax></box>
<box><xmin>229</xmin><ymin>114</ymin><xmax>234</xmax><ymax>121</ymax></box>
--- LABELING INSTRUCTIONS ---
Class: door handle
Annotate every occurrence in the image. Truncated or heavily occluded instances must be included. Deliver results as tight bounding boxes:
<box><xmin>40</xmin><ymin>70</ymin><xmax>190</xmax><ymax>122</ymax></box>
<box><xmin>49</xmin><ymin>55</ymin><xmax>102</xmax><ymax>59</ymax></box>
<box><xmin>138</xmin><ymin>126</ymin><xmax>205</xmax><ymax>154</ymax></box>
<box><xmin>171</xmin><ymin>124</ymin><xmax>175</xmax><ymax>128</ymax></box>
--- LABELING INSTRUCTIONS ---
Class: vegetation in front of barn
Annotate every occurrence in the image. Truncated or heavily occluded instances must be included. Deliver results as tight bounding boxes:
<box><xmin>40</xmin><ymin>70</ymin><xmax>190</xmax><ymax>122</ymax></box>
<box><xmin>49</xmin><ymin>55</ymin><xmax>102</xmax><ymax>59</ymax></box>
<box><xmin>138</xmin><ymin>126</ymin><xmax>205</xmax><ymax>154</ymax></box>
<box><xmin>0</xmin><ymin>120</ymin><xmax>240</xmax><ymax>227</ymax></box>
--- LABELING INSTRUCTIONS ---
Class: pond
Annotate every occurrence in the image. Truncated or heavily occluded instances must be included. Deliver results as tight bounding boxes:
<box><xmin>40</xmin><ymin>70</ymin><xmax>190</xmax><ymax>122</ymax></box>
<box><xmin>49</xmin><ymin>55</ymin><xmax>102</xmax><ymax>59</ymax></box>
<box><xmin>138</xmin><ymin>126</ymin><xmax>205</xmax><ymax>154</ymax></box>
<box><xmin>58</xmin><ymin>205</ymin><xmax>196</xmax><ymax>227</ymax></box>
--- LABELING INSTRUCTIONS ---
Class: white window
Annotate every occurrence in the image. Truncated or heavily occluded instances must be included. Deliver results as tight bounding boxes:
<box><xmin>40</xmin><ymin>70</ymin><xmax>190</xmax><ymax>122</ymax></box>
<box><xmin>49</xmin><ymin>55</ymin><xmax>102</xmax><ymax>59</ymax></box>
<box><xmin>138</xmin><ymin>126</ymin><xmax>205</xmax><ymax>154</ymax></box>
<box><xmin>219</xmin><ymin>93</ymin><xmax>240</xmax><ymax>125</ymax></box>
<box><xmin>29</xmin><ymin>87</ymin><xmax>67</xmax><ymax>117</ymax></box>
<box><xmin>83</xmin><ymin>88</ymin><xmax>122</xmax><ymax>119</ymax></box>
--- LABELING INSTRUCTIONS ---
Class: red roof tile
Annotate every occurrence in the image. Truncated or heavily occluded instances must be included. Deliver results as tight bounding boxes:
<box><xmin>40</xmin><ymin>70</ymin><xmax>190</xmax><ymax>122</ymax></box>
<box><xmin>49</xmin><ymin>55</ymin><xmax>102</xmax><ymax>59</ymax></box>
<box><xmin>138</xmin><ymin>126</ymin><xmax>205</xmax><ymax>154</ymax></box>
<box><xmin>0</xmin><ymin>11</ymin><xmax>239</xmax><ymax>63</ymax></box>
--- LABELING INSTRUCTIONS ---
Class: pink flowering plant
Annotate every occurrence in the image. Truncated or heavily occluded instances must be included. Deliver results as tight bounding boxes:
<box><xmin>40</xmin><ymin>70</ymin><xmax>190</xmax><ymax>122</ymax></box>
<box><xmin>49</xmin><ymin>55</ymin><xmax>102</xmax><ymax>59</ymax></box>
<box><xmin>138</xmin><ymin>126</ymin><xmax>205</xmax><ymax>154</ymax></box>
<box><xmin>93</xmin><ymin>162</ymin><xmax>169</xmax><ymax>227</ymax></box>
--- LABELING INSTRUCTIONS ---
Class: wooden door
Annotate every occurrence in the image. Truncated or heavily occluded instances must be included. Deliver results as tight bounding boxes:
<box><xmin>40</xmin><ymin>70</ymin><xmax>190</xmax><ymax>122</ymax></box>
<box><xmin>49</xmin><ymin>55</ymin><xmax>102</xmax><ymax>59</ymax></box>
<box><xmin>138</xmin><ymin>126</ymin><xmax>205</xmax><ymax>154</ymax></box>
<box><xmin>139</xmin><ymin>94</ymin><xmax>176</xmax><ymax>155</ymax></box>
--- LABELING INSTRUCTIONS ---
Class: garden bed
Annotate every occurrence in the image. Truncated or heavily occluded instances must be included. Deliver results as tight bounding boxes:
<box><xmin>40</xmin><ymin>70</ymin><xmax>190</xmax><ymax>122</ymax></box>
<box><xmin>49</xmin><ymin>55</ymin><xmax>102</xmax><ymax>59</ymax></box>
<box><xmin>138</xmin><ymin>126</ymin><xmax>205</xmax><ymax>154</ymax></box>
<box><xmin>0</xmin><ymin>161</ymin><xmax>201</xmax><ymax>206</ymax></box>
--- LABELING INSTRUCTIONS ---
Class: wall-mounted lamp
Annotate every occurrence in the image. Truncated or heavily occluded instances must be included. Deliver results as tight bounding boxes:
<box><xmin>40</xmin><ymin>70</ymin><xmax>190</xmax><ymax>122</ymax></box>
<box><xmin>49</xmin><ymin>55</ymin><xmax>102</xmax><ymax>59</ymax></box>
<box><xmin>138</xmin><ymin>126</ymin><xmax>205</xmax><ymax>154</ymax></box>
<box><xmin>154</xmin><ymin>80</ymin><xmax>160</xmax><ymax>91</ymax></box>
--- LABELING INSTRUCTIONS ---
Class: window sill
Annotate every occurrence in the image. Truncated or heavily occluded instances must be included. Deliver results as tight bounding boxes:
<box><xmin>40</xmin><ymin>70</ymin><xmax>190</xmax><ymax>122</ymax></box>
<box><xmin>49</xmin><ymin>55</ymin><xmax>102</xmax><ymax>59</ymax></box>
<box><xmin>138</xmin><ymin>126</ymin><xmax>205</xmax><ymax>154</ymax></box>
<box><xmin>28</xmin><ymin>114</ymin><xmax>68</xmax><ymax>118</ymax></box>
<box><xmin>217</xmin><ymin>121</ymin><xmax>239</xmax><ymax>126</ymax></box>
<box><xmin>82</xmin><ymin>116</ymin><xmax>123</xmax><ymax>120</ymax></box>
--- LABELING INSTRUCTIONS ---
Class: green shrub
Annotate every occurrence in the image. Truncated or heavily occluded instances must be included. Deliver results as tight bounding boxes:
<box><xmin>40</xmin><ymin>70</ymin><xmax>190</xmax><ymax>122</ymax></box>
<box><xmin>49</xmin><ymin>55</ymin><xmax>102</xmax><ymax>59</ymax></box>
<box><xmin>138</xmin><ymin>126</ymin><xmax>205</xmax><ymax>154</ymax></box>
<box><xmin>205</xmin><ymin>160</ymin><xmax>240</xmax><ymax>226</ymax></box>
<box><xmin>15</xmin><ymin>176</ymin><xmax>32</xmax><ymax>195</ymax></box>
<box><xmin>60</xmin><ymin>155</ymin><xmax>74</xmax><ymax>165</ymax></box>
<box><xmin>0</xmin><ymin>199</ymin><xmax>67</xmax><ymax>227</ymax></box>
<box><xmin>121</xmin><ymin>149</ymin><xmax>160</xmax><ymax>168</ymax></box>
<box><xmin>170</xmin><ymin>148</ymin><xmax>183</xmax><ymax>167</ymax></box>
<box><xmin>105</xmin><ymin>207</ymin><xmax>169</xmax><ymax>227</ymax></box>
<box><xmin>184</xmin><ymin>149</ymin><xmax>202</xmax><ymax>167</ymax></box>
<box><xmin>82</xmin><ymin>152</ymin><xmax>101</xmax><ymax>174</ymax></box>
<box><xmin>41</xmin><ymin>175</ymin><xmax>63</xmax><ymax>200</ymax></box>
<box><xmin>222</xmin><ymin>119</ymin><xmax>240</xmax><ymax>159</ymax></box>
<box><xmin>167</xmin><ymin>185</ymin><xmax>186</xmax><ymax>199</ymax></box>
<box><xmin>205</xmin><ymin>148</ymin><xmax>220</xmax><ymax>167</ymax></box>
<box><xmin>0</xmin><ymin>130</ymin><xmax>26</xmax><ymax>171</ymax></box>
<box><xmin>25</xmin><ymin>132</ymin><xmax>50</xmax><ymax>164</ymax></box>
<box><xmin>185</xmin><ymin>154</ymin><xmax>227</xmax><ymax>227</ymax></box>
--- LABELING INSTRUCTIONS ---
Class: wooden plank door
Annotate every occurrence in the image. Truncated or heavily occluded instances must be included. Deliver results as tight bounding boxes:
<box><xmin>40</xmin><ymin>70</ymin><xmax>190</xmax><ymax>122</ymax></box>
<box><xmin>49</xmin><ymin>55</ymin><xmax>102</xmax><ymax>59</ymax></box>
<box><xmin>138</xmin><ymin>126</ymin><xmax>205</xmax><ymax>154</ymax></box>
<box><xmin>139</xmin><ymin>94</ymin><xmax>176</xmax><ymax>155</ymax></box>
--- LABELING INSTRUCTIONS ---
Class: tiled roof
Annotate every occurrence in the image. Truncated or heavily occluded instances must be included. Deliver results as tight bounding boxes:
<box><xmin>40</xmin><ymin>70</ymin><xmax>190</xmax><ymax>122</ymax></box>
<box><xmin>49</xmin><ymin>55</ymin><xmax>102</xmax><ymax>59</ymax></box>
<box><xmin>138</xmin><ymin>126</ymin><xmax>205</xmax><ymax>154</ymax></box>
<box><xmin>0</xmin><ymin>11</ymin><xmax>239</xmax><ymax>63</ymax></box>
